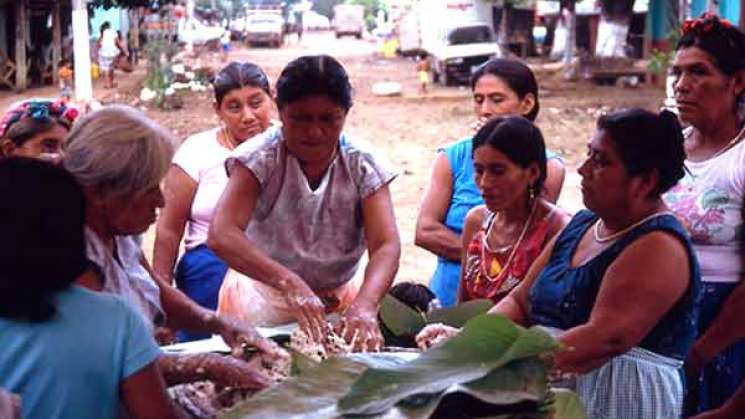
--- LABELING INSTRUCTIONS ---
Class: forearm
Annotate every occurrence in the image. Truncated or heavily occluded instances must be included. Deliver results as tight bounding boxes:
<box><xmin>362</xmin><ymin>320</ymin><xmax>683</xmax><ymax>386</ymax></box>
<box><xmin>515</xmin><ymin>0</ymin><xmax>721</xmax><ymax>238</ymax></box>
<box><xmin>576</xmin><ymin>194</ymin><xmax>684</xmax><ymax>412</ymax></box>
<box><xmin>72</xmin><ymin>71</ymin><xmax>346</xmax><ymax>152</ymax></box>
<box><xmin>152</xmin><ymin>227</ymin><xmax>183</xmax><ymax>285</ymax></box>
<box><xmin>159</xmin><ymin>354</ymin><xmax>212</xmax><ymax>386</ymax></box>
<box><xmin>489</xmin><ymin>295</ymin><xmax>529</xmax><ymax>326</ymax></box>
<box><xmin>694</xmin><ymin>282</ymin><xmax>745</xmax><ymax>360</ymax></box>
<box><xmin>351</xmin><ymin>242</ymin><xmax>400</xmax><ymax>310</ymax></box>
<box><xmin>158</xmin><ymin>280</ymin><xmax>221</xmax><ymax>334</ymax></box>
<box><xmin>555</xmin><ymin>324</ymin><xmax>632</xmax><ymax>374</ymax></box>
<box><xmin>208</xmin><ymin>225</ymin><xmax>295</xmax><ymax>289</ymax></box>
<box><xmin>414</xmin><ymin>224</ymin><xmax>462</xmax><ymax>261</ymax></box>
<box><xmin>718</xmin><ymin>380</ymin><xmax>745</xmax><ymax>417</ymax></box>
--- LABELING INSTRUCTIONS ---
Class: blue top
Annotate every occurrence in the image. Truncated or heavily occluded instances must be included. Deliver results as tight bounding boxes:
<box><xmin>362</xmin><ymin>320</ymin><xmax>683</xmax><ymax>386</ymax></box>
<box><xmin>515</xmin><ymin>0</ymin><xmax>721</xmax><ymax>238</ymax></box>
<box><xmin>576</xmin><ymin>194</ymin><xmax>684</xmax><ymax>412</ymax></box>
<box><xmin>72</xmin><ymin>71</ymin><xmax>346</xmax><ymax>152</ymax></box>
<box><xmin>529</xmin><ymin>210</ymin><xmax>701</xmax><ymax>360</ymax></box>
<box><xmin>0</xmin><ymin>286</ymin><xmax>161</xmax><ymax>419</ymax></box>
<box><xmin>428</xmin><ymin>137</ymin><xmax>559</xmax><ymax>307</ymax></box>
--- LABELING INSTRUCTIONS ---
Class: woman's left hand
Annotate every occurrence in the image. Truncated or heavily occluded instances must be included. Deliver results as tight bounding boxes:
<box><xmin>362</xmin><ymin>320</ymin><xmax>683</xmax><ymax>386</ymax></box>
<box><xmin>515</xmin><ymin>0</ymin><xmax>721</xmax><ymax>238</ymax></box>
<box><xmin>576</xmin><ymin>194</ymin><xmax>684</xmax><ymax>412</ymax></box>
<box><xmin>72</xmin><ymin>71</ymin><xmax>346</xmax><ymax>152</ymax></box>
<box><xmin>214</xmin><ymin>314</ymin><xmax>287</xmax><ymax>362</ymax></box>
<box><xmin>335</xmin><ymin>304</ymin><xmax>383</xmax><ymax>352</ymax></box>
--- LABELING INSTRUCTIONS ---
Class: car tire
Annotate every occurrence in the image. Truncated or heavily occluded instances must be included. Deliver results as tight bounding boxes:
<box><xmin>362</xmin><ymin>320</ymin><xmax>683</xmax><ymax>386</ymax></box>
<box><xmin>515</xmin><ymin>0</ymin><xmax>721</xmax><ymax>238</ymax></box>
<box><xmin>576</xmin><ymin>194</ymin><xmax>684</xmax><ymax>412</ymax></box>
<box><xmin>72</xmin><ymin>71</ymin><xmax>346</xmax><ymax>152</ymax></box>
<box><xmin>430</xmin><ymin>66</ymin><xmax>440</xmax><ymax>84</ymax></box>
<box><xmin>356</xmin><ymin>32</ymin><xmax>362</xmax><ymax>39</ymax></box>
<box><xmin>442</xmin><ymin>69</ymin><xmax>451</xmax><ymax>86</ymax></box>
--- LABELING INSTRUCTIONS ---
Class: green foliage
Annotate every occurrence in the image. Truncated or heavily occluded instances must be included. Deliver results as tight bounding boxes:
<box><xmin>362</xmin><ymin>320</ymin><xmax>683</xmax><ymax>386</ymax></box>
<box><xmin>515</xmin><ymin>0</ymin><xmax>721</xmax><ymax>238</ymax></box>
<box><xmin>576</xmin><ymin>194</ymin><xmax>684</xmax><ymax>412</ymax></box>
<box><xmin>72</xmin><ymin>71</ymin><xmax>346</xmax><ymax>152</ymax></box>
<box><xmin>345</xmin><ymin>0</ymin><xmax>387</xmax><ymax>31</ymax></box>
<box><xmin>647</xmin><ymin>29</ymin><xmax>681</xmax><ymax>75</ymax></box>
<box><xmin>225</xmin><ymin>314</ymin><xmax>578</xmax><ymax>419</ymax></box>
<box><xmin>313</xmin><ymin>0</ymin><xmax>344</xmax><ymax>19</ymax></box>
<box><xmin>88</xmin><ymin>0</ymin><xmax>177</xmax><ymax>9</ymax></box>
<box><xmin>142</xmin><ymin>37</ymin><xmax>179</xmax><ymax>109</ymax></box>
<box><xmin>379</xmin><ymin>294</ymin><xmax>494</xmax><ymax>347</ymax></box>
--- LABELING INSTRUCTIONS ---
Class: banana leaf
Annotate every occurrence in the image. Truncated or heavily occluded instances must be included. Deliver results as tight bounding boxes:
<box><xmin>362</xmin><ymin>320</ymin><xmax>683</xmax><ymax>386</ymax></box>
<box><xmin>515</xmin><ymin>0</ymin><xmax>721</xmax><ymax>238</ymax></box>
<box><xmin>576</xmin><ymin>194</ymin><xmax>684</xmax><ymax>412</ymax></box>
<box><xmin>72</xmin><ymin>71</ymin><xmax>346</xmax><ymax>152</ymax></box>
<box><xmin>337</xmin><ymin>314</ymin><xmax>557</xmax><ymax>415</ymax></box>
<box><xmin>426</xmin><ymin>299</ymin><xmax>494</xmax><ymax>328</ymax></box>
<box><xmin>551</xmin><ymin>389</ymin><xmax>587</xmax><ymax>419</ymax></box>
<box><xmin>379</xmin><ymin>294</ymin><xmax>427</xmax><ymax>336</ymax></box>
<box><xmin>379</xmin><ymin>295</ymin><xmax>494</xmax><ymax>347</ymax></box>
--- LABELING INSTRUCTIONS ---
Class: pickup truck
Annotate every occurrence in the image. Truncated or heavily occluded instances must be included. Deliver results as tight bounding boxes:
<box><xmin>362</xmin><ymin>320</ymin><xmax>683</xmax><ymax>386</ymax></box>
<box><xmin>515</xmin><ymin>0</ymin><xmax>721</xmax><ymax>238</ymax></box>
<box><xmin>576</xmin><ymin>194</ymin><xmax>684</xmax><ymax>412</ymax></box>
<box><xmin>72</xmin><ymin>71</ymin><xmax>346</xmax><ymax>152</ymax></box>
<box><xmin>428</xmin><ymin>22</ymin><xmax>500</xmax><ymax>86</ymax></box>
<box><xmin>245</xmin><ymin>13</ymin><xmax>285</xmax><ymax>48</ymax></box>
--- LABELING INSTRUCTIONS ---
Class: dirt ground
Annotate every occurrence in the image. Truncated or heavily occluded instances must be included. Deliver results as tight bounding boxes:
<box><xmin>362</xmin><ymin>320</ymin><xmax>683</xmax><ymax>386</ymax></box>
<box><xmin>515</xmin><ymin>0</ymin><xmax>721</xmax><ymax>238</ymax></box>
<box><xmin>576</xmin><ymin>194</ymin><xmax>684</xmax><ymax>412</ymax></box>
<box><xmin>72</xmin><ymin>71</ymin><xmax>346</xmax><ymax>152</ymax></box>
<box><xmin>0</xmin><ymin>31</ymin><xmax>667</xmax><ymax>285</ymax></box>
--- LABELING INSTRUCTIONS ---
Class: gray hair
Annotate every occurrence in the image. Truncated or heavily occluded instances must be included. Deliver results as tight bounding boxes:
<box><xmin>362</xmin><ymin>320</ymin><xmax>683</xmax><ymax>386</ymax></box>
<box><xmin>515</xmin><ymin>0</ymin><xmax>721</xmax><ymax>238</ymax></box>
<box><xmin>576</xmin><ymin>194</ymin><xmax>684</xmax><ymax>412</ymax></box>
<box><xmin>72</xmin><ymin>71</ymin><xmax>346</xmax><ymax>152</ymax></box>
<box><xmin>63</xmin><ymin>105</ymin><xmax>176</xmax><ymax>199</ymax></box>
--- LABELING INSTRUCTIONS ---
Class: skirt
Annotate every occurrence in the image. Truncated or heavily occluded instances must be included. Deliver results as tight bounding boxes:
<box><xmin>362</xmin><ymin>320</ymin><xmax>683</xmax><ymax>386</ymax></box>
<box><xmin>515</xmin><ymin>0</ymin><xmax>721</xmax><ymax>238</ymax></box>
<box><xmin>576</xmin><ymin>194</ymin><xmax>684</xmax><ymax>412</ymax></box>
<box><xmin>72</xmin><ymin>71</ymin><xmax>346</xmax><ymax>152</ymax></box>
<box><xmin>544</xmin><ymin>327</ymin><xmax>685</xmax><ymax>419</ymax></box>
<box><xmin>684</xmin><ymin>281</ymin><xmax>745</xmax><ymax>416</ymax></box>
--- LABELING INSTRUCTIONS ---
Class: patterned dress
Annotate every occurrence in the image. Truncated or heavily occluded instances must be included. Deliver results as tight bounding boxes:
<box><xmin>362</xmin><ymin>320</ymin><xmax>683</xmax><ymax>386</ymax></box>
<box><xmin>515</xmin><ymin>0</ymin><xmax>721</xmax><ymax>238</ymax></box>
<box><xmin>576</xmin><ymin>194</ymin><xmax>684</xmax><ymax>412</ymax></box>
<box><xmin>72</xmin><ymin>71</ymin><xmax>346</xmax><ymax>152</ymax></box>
<box><xmin>664</xmin><ymin>133</ymin><xmax>745</xmax><ymax>415</ymax></box>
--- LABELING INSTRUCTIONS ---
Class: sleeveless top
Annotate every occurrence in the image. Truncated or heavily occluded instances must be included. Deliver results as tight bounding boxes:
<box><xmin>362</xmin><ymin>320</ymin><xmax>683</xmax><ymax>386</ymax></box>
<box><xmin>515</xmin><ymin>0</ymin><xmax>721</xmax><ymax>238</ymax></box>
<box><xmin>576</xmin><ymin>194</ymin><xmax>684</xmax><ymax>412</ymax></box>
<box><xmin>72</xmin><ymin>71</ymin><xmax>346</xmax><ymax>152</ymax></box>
<box><xmin>529</xmin><ymin>210</ymin><xmax>701</xmax><ymax>360</ymax></box>
<box><xmin>462</xmin><ymin>208</ymin><xmax>557</xmax><ymax>303</ymax></box>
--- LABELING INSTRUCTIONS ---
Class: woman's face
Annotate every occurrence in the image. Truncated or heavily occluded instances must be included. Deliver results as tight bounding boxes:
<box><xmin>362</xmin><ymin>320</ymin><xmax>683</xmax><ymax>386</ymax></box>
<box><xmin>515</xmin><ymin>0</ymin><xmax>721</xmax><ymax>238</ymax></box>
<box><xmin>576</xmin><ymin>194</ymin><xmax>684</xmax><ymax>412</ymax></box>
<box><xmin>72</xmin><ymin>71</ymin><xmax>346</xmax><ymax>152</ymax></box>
<box><xmin>473</xmin><ymin>144</ymin><xmax>538</xmax><ymax>212</ymax></box>
<box><xmin>671</xmin><ymin>46</ymin><xmax>744</xmax><ymax>127</ymax></box>
<box><xmin>578</xmin><ymin>130</ymin><xmax>639</xmax><ymax>215</ymax></box>
<box><xmin>101</xmin><ymin>185</ymin><xmax>165</xmax><ymax>236</ymax></box>
<box><xmin>279</xmin><ymin>95</ymin><xmax>347</xmax><ymax>165</ymax></box>
<box><xmin>472</xmin><ymin>74</ymin><xmax>535</xmax><ymax>120</ymax></box>
<box><xmin>0</xmin><ymin>123</ymin><xmax>68</xmax><ymax>164</ymax></box>
<box><xmin>215</xmin><ymin>85</ymin><xmax>273</xmax><ymax>142</ymax></box>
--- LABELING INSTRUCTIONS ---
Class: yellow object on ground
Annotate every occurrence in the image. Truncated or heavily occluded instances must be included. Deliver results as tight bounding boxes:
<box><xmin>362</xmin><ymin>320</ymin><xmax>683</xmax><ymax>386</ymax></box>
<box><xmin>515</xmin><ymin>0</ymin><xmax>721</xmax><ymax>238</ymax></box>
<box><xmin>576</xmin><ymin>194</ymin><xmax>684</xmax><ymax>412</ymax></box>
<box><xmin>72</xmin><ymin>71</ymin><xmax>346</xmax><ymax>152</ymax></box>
<box><xmin>382</xmin><ymin>39</ymin><xmax>398</xmax><ymax>58</ymax></box>
<box><xmin>91</xmin><ymin>63</ymin><xmax>100</xmax><ymax>79</ymax></box>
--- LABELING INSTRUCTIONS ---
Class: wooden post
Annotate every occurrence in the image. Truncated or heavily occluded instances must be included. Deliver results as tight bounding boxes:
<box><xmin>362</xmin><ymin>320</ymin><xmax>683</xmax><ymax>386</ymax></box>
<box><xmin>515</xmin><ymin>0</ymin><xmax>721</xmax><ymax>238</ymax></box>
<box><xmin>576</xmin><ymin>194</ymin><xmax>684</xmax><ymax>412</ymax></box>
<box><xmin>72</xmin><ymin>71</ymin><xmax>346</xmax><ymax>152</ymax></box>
<box><xmin>15</xmin><ymin>0</ymin><xmax>27</xmax><ymax>91</ymax></box>
<box><xmin>52</xmin><ymin>0</ymin><xmax>61</xmax><ymax>85</ymax></box>
<box><xmin>740</xmin><ymin>0</ymin><xmax>745</xmax><ymax>30</ymax></box>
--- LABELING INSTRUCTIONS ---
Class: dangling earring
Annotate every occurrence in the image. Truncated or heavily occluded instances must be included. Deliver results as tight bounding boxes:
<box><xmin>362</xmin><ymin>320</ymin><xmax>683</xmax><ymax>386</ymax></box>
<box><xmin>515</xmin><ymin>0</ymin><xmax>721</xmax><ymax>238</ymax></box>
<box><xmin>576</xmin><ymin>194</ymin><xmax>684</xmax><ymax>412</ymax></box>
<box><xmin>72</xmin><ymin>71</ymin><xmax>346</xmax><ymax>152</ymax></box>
<box><xmin>529</xmin><ymin>185</ymin><xmax>536</xmax><ymax>202</ymax></box>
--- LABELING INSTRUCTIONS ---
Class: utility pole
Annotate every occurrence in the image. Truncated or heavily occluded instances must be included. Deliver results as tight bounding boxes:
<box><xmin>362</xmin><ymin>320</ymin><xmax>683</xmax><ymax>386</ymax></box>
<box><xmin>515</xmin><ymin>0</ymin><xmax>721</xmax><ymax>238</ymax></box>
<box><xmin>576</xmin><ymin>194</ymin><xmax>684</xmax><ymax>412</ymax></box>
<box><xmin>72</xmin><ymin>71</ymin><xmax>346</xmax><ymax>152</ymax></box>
<box><xmin>72</xmin><ymin>0</ymin><xmax>93</xmax><ymax>103</ymax></box>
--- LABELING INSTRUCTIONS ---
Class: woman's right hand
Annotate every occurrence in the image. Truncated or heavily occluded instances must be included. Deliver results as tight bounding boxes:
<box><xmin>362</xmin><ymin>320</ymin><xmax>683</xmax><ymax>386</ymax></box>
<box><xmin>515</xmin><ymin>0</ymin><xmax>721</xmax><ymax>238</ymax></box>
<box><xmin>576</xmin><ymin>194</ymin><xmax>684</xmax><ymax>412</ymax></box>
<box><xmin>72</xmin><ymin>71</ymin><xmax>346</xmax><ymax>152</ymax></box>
<box><xmin>278</xmin><ymin>275</ymin><xmax>328</xmax><ymax>343</ymax></box>
<box><xmin>415</xmin><ymin>323</ymin><xmax>460</xmax><ymax>351</ymax></box>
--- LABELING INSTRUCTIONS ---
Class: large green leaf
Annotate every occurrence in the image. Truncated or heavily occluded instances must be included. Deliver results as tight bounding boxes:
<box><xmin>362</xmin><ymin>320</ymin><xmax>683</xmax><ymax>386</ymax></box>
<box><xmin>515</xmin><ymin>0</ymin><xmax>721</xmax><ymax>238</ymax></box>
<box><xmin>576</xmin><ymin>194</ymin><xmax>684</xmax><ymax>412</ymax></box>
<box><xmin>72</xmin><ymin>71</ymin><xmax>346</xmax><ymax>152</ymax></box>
<box><xmin>221</xmin><ymin>356</ymin><xmax>365</xmax><ymax>419</ymax></box>
<box><xmin>379</xmin><ymin>294</ymin><xmax>427</xmax><ymax>336</ymax></box>
<box><xmin>337</xmin><ymin>314</ymin><xmax>558</xmax><ymax>415</ymax></box>
<box><xmin>552</xmin><ymin>389</ymin><xmax>587</xmax><ymax>419</ymax></box>
<box><xmin>426</xmin><ymin>299</ymin><xmax>494</xmax><ymax>328</ymax></box>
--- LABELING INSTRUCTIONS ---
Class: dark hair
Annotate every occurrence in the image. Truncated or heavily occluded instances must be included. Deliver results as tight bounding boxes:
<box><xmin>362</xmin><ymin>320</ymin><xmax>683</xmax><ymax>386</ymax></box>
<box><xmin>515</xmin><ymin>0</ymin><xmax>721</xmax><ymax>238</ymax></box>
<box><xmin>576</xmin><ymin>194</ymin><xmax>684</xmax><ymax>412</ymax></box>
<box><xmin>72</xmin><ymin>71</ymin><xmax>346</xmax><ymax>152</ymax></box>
<box><xmin>472</xmin><ymin>116</ymin><xmax>547</xmax><ymax>195</ymax></box>
<box><xmin>470</xmin><ymin>58</ymin><xmax>540</xmax><ymax>121</ymax></box>
<box><xmin>0</xmin><ymin>158</ymin><xmax>90</xmax><ymax>322</ymax></box>
<box><xmin>677</xmin><ymin>13</ymin><xmax>745</xmax><ymax>76</ymax></box>
<box><xmin>100</xmin><ymin>21</ymin><xmax>110</xmax><ymax>34</ymax></box>
<box><xmin>213</xmin><ymin>61</ymin><xmax>271</xmax><ymax>106</ymax></box>
<box><xmin>597</xmin><ymin>108</ymin><xmax>685</xmax><ymax>196</ymax></box>
<box><xmin>275</xmin><ymin>55</ymin><xmax>353</xmax><ymax>111</ymax></box>
<box><xmin>389</xmin><ymin>282</ymin><xmax>437</xmax><ymax>313</ymax></box>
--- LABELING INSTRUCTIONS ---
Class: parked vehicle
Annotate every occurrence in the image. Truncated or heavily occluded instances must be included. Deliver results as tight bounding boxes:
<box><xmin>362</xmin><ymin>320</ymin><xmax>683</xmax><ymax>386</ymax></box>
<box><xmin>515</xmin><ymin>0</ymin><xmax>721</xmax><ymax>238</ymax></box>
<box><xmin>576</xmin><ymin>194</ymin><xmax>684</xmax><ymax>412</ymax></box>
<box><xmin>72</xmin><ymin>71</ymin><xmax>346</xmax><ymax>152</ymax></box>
<box><xmin>333</xmin><ymin>4</ymin><xmax>365</xmax><ymax>39</ymax></box>
<box><xmin>303</xmin><ymin>11</ymin><xmax>331</xmax><ymax>31</ymax></box>
<box><xmin>245</xmin><ymin>13</ymin><xmax>285</xmax><ymax>47</ymax></box>
<box><xmin>428</xmin><ymin>22</ymin><xmax>500</xmax><ymax>86</ymax></box>
<box><xmin>177</xmin><ymin>16</ymin><xmax>225</xmax><ymax>45</ymax></box>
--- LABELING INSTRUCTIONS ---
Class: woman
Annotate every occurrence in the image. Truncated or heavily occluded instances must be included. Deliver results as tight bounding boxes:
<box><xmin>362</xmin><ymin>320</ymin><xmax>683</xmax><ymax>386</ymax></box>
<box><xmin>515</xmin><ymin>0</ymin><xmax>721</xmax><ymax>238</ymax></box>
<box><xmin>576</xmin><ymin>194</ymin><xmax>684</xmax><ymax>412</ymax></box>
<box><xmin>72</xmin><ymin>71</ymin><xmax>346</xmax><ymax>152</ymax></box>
<box><xmin>209</xmin><ymin>55</ymin><xmax>401</xmax><ymax>350</ymax></box>
<box><xmin>153</xmin><ymin>62</ymin><xmax>274</xmax><ymax>341</ymax></box>
<box><xmin>0</xmin><ymin>99</ymin><xmax>79</xmax><ymax>163</ymax></box>
<box><xmin>0</xmin><ymin>158</ymin><xmax>179</xmax><ymax>419</ymax></box>
<box><xmin>63</xmin><ymin>105</ymin><xmax>280</xmax><ymax>390</ymax></box>
<box><xmin>419</xmin><ymin>109</ymin><xmax>700</xmax><ymax>418</ymax></box>
<box><xmin>663</xmin><ymin>13</ymin><xmax>745</xmax><ymax>416</ymax></box>
<box><xmin>459</xmin><ymin>116</ymin><xmax>569</xmax><ymax>303</ymax></box>
<box><xmin>415</xmin><ymin>58</ymin><xmax>566</xmax><ymax>307</ymax></box>
<box><xmin>98</xmin><ymin>21</ymin><xmax>124</xmax><ymax>89</ymax></box>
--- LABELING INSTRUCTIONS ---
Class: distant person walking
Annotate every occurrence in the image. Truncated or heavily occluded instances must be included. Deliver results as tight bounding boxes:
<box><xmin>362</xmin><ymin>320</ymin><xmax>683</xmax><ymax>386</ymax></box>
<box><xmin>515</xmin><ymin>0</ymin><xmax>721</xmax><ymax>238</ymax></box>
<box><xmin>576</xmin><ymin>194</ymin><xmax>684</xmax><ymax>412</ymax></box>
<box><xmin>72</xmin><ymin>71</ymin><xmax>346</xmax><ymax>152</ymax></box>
<box><xmin>97</xmin><ymin>22</ymin><xmax>124</xmax><ymax>89</ymax></box>
<box><xmin>416</xmin><ymin>55</ymin><xmax>430</xmax><ymax>94</ymax></box>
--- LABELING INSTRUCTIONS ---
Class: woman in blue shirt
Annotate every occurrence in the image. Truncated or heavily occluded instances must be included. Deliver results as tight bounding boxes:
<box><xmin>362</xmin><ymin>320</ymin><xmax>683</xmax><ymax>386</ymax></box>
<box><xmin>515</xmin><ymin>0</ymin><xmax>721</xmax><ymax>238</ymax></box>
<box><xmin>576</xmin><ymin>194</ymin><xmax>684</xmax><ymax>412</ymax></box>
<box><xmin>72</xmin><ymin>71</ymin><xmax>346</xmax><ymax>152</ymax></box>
<box><xmin>415</xmin><ymin>58</ymin><xmax>566</xmax><ymax>307</ymax></box>
<box><xmin>0</xmin><ymin>158</ymin><xmax>179</xmax><ymax>419</ymax></box>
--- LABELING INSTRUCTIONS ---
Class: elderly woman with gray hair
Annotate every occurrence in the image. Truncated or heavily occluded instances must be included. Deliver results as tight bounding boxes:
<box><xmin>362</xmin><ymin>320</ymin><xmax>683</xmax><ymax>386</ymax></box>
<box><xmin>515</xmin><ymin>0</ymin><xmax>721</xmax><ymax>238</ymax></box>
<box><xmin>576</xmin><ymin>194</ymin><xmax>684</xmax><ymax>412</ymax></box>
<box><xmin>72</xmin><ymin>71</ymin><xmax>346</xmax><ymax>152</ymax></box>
<box><xmin>63</xmin><ymin>105</ymin><xmax>282</xmax><ymax>390</ymax></box>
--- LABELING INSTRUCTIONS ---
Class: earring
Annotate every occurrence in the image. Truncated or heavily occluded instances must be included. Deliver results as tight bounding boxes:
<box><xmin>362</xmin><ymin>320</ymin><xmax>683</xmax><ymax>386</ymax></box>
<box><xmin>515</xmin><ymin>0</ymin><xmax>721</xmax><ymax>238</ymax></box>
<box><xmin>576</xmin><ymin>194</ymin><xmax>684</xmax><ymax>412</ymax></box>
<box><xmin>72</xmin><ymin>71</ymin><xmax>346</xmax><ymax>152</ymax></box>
<box><xmin>529</xmin><ymin>185</ymin><xmax>536</xmax><ymax>202</ymax></box>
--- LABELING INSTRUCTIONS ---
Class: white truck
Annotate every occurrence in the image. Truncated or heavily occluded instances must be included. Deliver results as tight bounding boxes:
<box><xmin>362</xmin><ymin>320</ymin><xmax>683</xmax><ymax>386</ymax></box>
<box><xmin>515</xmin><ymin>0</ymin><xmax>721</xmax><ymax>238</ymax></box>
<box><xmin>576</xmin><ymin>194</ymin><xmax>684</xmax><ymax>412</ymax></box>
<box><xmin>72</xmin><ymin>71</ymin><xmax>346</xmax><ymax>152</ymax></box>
<box><xmin>333</xmin><ymin>4</ymin><xmax>365</xmax><ymax>39</ymax></box>
<box><xmin>398</xmin><ymin>0</ymin><xmax>500</xmax><ymax>85</ymax></box>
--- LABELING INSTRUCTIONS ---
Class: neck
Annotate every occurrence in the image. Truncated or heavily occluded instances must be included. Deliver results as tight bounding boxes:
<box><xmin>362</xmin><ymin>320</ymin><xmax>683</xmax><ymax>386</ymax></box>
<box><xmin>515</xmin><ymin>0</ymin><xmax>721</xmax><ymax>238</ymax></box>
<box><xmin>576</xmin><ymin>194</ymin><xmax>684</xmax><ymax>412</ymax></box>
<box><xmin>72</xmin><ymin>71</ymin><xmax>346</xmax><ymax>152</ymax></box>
<box><xmin>693</xmin><ymin>113</ymin><xmax>740</xmax><ymax>148</ymax></box>
<box><xmin>499</xmin><ymin>196</ymin><xmax>534</xmax><ymax>225</ymax></box>
<box><xmin>300</xmin><ymin>146</ymin><xmax>338</xmax><ymax>184</ymax></box>
<box><xmin>86</xmin><ymin>206</ymin><xmax>115</xmax><ymax>252</ymax></box>
<box><xmin>600</xmin><ymin>198</ymin><xmax>666</xmax><ymax>232</ymax></box>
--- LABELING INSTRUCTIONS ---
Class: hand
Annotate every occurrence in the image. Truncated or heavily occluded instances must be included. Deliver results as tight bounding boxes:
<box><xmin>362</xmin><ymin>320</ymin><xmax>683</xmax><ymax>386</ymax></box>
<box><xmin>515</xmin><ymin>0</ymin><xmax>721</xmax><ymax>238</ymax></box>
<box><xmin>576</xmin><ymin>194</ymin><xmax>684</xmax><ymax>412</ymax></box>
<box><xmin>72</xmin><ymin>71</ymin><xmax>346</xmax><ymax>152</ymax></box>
<box><xmin>335</xmin><ymin>304</ymin><xmax>383</xmax><ymax>352</ymax></box>
<box><xmin>213</xmin><ymin>314</ymin><xmax>286</xmax><ymax>363</ymax></box>
<box><xmin>415</xmin><ymin>323</ymin><xmax>460</xmax><ymax>351</ymax></box>
<box><xmin>278</xmin><ymin>275</ymin><xmax>327</xmax><ymax>343</ymax></box>
<box><xmin>202</xmin><ymin>353</ymin><xmax>271</xmax><ymax>390</ymax></box>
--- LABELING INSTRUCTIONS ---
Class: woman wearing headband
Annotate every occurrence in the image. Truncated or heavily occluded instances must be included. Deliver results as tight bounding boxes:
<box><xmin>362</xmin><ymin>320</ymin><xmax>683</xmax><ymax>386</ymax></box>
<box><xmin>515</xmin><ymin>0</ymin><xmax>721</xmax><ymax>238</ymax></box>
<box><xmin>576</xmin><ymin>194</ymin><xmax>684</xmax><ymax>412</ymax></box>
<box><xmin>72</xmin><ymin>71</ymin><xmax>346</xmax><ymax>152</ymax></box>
<box><xmin>0</xmin><ymin>99</ymin><xmax>79</xmax><ymax>164</ymax></box>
